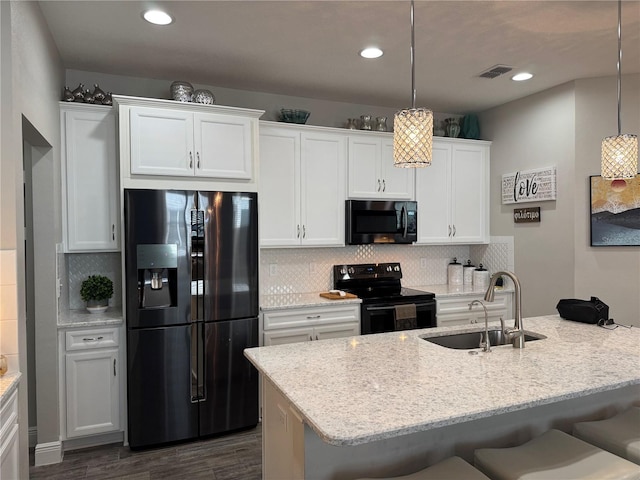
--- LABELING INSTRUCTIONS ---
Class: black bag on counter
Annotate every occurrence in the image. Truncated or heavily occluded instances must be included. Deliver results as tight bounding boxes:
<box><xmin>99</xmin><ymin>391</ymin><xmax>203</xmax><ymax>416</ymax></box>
<box><xmin>556</xmin><ymin>297</ymin><xmax>609</xmax><ymax>324</ymax></box>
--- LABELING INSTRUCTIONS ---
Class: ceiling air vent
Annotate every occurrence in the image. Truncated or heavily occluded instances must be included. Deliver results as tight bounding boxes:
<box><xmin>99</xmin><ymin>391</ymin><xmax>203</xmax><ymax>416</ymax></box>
<box><xmin>477</xmin><ymin>65</ymin><xmax>514</xmax><ymax>79</ymax></box>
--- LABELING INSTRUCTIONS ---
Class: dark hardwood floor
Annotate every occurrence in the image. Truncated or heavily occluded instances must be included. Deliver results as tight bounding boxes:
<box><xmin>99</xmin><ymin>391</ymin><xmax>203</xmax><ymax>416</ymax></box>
<box><xmin>29</xmin><ymin>425</ymin><xmax>261</xmax><ymax>480</ymax></box>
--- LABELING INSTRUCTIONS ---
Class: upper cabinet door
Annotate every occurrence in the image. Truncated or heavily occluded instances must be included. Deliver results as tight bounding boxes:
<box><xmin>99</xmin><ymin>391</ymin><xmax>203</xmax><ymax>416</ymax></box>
<box><xmin>347</xmin><ymin>134</ymin><xmax>414</xmax><ymax>200</ymax></box>
<box><xmin>416</xmin><ymin>142</ymin><xmax>452</xmax><ymax>244</ymax></box>
<box><xmin>194</xmin><ymin>113</ymin><xmax>252</xmax><ymax>179</ymax></box>
<box><xmin>259</xmin><ymin>127</ymin><xmax>301</xmax><ymax>246</ymax></box>
<box><xmin>129</xmin><ymin>107</ymin><xmax>193</xmax><ymax>176</ymax></box>
<box><xmin>347</xmin><ymin>136</ymin><xmax>381</xmax><ymax>198</ymax></box>
<box><xmin>379</xmin><ymin>138</ymin><xmax>414</xmax><ymax>200</ymax></box>
<box><xmin>300</xmin><ymin>132</ymin><xmax>346</xmax><ymax>246</ymax></box>
<box><xmin>450</xmin><ymin>144</ymin><xmax>488</xmax><ymax>243</ymax></box>
<box><xmin>61</xmin><ymin>105</ymin><xmax>119</xmax><ymax>252</ymax></box>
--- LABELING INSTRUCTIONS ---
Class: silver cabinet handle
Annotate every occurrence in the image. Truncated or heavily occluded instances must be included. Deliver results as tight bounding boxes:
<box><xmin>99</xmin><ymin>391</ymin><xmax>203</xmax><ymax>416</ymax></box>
<box><xmin>112</xmin><ymin>224</ymin><xmax>115</xmax><ymax>241</ymax></box>
<box><xmin>382</xmin><ymin>179</ymin><xmax>386</xmax><ymax>192</ymax></box>
<box><xmin>452</xmin><ymin>225</ymin><xmax>456</xmax><ymax>237</ymax></box>
<box><xmin>297</xmin><ymin>225</ymin><xmax>301</xmax><ymax>238</ymax></box>
<box><xmin>189</xmin><ymin>151</ymin><xmax>193</xmax><ymax>169</ymax></box>
<box><xmin>315</xmin><ymin>335</ymin><xmax>319</xmax><ymax>341</ymax></box>
<box><xmin>302</xmin><ymin>225</ymin><xmax>306</xmax><ymax>238</ymax></box>
<box><xmin>309</xmin><ymin>335</ymin><xmax>313</xmax><ymax>341</ymax></box>
<box><xmin>448</xmin><ymin>225</ymin><xmax>452</xmax><ymax>237</ymax></box>
<box><xmin>82</xmin><ymin>336</ymin><xmax>104</xmax><ymax>341</ymax></box>
<box><xmin>377</xmin><ymin>179</ymin><xmax>381</xmax><ymax>192</ymax></box>
<box><xmin>113</xmin><ymin>358</ymin><xmax>116</xmax><ymax>377</ymax></box>
<box><xmin>306</xmin><ymin>315</ymin><xmax>321</xmax><ymax>319</ymax></box>
<box><xmin>197</xmin><ymin>152</ymin><xmax>200</xmax><ymax>169</ymax></box>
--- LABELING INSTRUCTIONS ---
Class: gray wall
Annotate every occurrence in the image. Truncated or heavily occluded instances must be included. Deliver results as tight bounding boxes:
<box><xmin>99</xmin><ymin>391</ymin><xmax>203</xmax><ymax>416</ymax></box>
<box><xmin>574</xmin><ymin>75</ymin><xmax>640</xmax><ymax>326</ymax></box>
<box><xmin>65</xmin><ymin>69</ymin><xmax>461</xmax><ymax>129</ymax></box>
<box><xmin>2</xmin><ymin>0</ymin><xmax>64</xmax><ymax>471</ymax></box>
<box><xmin>480</xmin><ymin>76</ymin><xmax>640</xmax><ymax>325</ymax></box>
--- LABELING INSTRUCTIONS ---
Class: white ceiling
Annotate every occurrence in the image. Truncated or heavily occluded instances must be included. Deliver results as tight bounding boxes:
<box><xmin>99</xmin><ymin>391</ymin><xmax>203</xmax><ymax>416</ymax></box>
<box><xmin>39</xmin><ymin>0</ymin><xmax>640</xmax><ymax>113</ymax></box>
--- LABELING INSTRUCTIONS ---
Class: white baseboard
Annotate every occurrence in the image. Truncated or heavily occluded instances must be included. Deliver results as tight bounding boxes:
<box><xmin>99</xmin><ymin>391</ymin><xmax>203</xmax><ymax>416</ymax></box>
<box><xmin>28</xmin><ymin>426</ymin><xmax>37</xmax><ymax>448</ymax></box>
<box><xmin>34</xmin><ymin>440</ymin><xmax>63</xmax><ymax>466</ymax></box>
<box><xmin>62</xmin><ymin>431</ymin><xmax>124</xmax><ymax>452</ymax></box>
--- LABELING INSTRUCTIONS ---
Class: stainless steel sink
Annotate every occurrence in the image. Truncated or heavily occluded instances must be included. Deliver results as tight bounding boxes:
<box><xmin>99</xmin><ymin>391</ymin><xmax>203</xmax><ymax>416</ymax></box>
<box><xmin>421</xmin><ymin>329</ymin><xmax>546</xmax><ymax>350</ymax></box>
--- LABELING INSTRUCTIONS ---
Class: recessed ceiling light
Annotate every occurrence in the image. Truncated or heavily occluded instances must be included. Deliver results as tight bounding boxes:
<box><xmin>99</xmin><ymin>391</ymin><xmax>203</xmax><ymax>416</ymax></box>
<box><xmin>512</xmin><ymin>72</ymin><xmax>534</xmax><ymax>82</ymax></box>
<box><xmin>360</xmin><ymin>47</ymin><xmax>383</xmax><ymax>59</ymax></box>
<box><xmin>143</xmin><ymin>9</ymin><xmax>173</xmax><ymax>26</ymax></box>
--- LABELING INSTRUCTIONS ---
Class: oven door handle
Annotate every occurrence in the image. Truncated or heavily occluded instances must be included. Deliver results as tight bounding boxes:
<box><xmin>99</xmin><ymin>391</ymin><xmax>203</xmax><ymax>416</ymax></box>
<box><xmin>365</xmin><ymin>302</ymin><xmax>434</xmax><ymax>312</ymax></box>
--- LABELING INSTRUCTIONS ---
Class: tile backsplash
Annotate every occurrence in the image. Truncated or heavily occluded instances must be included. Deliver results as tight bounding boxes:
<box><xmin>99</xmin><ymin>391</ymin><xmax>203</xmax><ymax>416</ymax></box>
<box><xmin>260</xmin><ymin>237</ymin><xmax>514</xmax><ymax>295</ymax></box>
<box><xmin>66</xmin><ymin>253</ymin><xmax>122</xmax><ymax>310</ymax></box>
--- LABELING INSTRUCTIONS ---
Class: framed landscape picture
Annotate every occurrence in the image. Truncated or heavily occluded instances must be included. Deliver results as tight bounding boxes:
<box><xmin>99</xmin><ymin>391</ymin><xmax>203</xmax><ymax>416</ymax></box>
<box><xmin>590</xmin><ymin>175</ymin><xmax>640</xmax><ymax>246</ymax></box>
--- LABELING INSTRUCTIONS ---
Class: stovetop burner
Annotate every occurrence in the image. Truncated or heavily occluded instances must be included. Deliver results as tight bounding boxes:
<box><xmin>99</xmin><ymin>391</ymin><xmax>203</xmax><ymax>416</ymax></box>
<box><xmin>333</xmin><ymin>263</ymin><xmax>434</xmax><ymax>303</ymax></box>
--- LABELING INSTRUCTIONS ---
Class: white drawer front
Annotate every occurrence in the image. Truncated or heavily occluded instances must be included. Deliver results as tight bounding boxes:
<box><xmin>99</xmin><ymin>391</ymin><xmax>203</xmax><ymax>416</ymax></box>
<box><xmin>263</xmin><ymin>305</ymin><xmax>360</xmax><ymax>330</ymax></box>
<box><xmin>437</xmin><ymin>294</ymin><xmax>508</xmax><ymax>315</ymax></box>
<box><xmin>65</xmin><ymin>327</ymin><xmax>119</xmax><ymax>351</ymax></box>
<box><xmin>0</xmin><ymin>389</ymin><xmax>18</xmax><ymax>446</ymax></box>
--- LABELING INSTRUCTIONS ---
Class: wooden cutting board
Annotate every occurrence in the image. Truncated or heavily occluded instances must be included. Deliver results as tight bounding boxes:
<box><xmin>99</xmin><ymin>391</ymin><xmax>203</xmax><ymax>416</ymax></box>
<box><xmin>319</xmin><ymin>292</ymin><xmax>358</xmax><ymax>300</ymax></box>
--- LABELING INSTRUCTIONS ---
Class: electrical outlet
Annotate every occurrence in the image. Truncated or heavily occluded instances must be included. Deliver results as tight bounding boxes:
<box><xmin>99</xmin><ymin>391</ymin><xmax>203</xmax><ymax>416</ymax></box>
<box><xmin>420</xmin><ymin>258</ymin><xmax>427</xmax><ymax>269</ymax></box>
<box><xmin>269</xmin><ymin>264</ymin><xmax>278</xmax><ymax>276</ymax></box>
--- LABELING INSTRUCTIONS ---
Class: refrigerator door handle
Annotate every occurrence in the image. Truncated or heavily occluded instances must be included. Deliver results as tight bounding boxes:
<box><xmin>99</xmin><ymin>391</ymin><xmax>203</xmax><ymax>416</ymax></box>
<box><xmin>190</xmin><ymin>323</ymin><xmax>205</xmax><ymax>402</ymax></box>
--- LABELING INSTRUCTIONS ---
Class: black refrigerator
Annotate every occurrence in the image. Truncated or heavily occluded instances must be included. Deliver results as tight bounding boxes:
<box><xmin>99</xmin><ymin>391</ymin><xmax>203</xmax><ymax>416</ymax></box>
<box><xmin>124</xmin><ymin>189</ymin><xmax>259</xmax><ymax>449</ymax></box>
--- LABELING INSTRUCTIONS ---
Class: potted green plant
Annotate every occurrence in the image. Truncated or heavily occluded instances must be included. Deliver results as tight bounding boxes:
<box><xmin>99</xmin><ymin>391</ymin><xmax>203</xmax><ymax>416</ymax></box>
<box><xmin>80</xmin><ymin>274</ymin><xmax>114</xmax><ymax>313</ymax></box>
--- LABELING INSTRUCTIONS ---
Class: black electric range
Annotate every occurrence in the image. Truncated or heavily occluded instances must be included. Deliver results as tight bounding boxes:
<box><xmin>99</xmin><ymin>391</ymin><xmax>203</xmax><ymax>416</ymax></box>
<box><xmin>333</xmin><ymin>263</ymin><xmax>436</xmax><ymax>334</ymax></box>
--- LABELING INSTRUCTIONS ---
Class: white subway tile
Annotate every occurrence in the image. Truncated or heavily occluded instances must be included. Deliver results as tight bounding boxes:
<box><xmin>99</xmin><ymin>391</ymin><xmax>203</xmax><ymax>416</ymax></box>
<box><xmin>0</xmin><ymin>284</ymin><xmax>18</xmax><ymax>320</ymax></box>
<box><xmin>0</xmin><ymin>250</ymin><xmax>17</xmax><ymax>286</ymax></box>
<box><xmin>0</xmin><ymin>319</ymin><xmax>18</xmax><ymax>354</ymax></box>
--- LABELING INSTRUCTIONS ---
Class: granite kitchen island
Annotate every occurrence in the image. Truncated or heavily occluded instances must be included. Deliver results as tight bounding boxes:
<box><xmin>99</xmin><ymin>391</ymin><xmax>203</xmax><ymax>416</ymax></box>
<box><xmin>245</xmin><ymin>315</ymin><xmax>640</xmax><ymax>480</ymax></box>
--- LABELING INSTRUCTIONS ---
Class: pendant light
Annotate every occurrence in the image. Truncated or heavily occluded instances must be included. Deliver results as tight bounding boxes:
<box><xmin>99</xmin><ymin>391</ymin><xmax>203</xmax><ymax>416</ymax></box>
<box><xmin>601</xmin><ymin>0</ymin><xmax>638</xmax><ymax>180</ymax></box>
<box><xmin>393</xmin><ymin>0</ymin><xmax>433</xmax><ymax>168</ymax></box>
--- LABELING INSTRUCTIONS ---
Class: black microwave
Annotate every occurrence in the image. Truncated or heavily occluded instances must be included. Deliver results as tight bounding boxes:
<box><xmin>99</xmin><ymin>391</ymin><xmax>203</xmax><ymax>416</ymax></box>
<box><xmin>345</xmin><ymin>200</ymin><xmax>417</xmax><ymax>245</ymax></box>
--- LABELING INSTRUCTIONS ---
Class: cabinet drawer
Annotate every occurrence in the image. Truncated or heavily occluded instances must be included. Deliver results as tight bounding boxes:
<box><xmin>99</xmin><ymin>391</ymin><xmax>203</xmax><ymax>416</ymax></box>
<box><xmin>263</xmin><ymin>305</ymin><xmax>360</xmax><ymax>330</ymax></box>
<box><xmin>437</xmin><ymin>294</ymin><xmax>508</xmax><ymax>315</ymax></box>
<box><xmin>65</xmin><ymin>327</ymin><xmax>119</xmax><ymax>351</ymax></box>
<box><xmin>0</xmin><ymin>389</ymin><xmax>18</xmax><ymax>446</ymax></box>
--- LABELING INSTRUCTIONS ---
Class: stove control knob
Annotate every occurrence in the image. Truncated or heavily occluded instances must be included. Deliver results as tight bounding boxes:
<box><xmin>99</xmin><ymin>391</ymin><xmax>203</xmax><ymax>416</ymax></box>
<box><xmin>394</xmin><ymin>265</ymin><xmax>400</xmax><ymax>272</ymax></box>
<box><xmin>348</xmin><ymin>267</ymin><xmax>355</xmax><ymax>275</ymax></box>
<box><xmin>340</xmin><ymin>268</ymin><xmax>347</xmax><ymax>275</ymax></box>
<box><xmin>386</xmin><ymin>265</ymin><xmax>392</xmax><ymax>272</ymax></box>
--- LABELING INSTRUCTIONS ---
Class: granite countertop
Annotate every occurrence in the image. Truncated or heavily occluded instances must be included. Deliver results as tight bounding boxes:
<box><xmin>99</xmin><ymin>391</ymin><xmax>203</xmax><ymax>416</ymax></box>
<box><xmin>245</xmin><ymin>315</ymin><xmax>640</xmax><ymax>447</ymax></box>
<box><xmin>0</xmin><ymin>372</ymin><xmax>21</xmax><ymax>404</ymax></box>
<box><xmin>260</xmin><ymin>292</ymin><xmax>362</xmax><ymax>311</ymax></box>
<box><xmin>58</xmin><ymin>308</ymin><xmax>124</xmax><ymax>328</ymax></box>
<box><xmin>260</xmin><ymin>287</ymin><xmax>512</xmax><ymax>311</ymax></box>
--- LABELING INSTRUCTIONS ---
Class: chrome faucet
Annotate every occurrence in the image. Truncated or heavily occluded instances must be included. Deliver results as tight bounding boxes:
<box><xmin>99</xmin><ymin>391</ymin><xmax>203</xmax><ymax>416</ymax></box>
<box><xmin>484</xmin><ymin>271</ymin><xmax>525</xmax><ymax>349</ymax></box>
<box><xmin>469</xmin><ymin>300</ymin><xmax>491</xmax><ymax>352</ymax></box>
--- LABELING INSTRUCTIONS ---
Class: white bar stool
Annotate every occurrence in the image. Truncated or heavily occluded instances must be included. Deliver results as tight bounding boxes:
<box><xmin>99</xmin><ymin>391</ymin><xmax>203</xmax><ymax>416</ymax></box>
<box><xmin>356</xmin><ymin>456</ymin><xmax>490</xmax><ymax>480</ymax></box>
<box><xmin>474</xmin><ymin>429</ymin><xmax>640</xmax><ymax>480</ymax></box>
<box><xmin>573</xmin><ymin>406</ymin><xmax>640</xmax><ymax>465</ymax></box>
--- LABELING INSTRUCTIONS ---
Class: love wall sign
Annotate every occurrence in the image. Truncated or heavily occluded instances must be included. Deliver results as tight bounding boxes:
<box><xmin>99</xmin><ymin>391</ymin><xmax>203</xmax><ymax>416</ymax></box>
<box><xmin>502</xmin><ymin>166</ymin><xmax>557</xmax><ymax>204</ymax></box>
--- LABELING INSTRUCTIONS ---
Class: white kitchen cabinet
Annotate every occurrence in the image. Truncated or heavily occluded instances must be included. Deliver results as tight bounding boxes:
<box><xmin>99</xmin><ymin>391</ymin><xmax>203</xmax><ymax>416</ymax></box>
<box><xmin>436</xmin><ymin>292</ymin><xmax>512</xmax><ymax>327</ymax></box>
<box><xmin>416</xmin><ymin>138</ymin><xmax>490</xmax><ymax>244</ymax></box>
<box><xmin>129</xmin><ymin>106</ymin><xmax>253</xmax><ymax>179</ymax></box>
<box><xmin>113</xmin><ymin>95</ymin><xmax>263</xmax><ymax>191</ymax></box>
<box><xmin>0</xmin><ymin>389</ymin><xmax>19</xmax><ymax>480</ymax></box>
<box><xmin>261</xmin><ymin>304</ymin><xmax>360</xmax><ymax>346</ymax></box>
<box><xmin>259</xmin><ymin>123</ymin><xmax>347</xmax><ymax>247</ymax></box>
<box><xmin>59</xmin><ymin>325</ymin><xmax>123</xmax><ymax>440</ymax></box>
<box><xmin>347</xmin><ymin>134</ymin><xmax>414</xmax><ymax>200</ymax></box>
<box><xmin>60</xmin><ymin>103</ymin><xmax>119</xmax><ymax>252</ymax></box>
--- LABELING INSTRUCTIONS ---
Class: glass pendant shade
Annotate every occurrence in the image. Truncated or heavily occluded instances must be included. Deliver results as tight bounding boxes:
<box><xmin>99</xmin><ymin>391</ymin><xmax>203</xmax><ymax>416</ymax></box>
<box><xmin>393</xmin><ymin>108</ymin><xmax>433</xmax><ymax>167</ymax></box>
<box><xmin>601</xmin><ymin>134</ymin><xmax>638</xmax><ymax>180</ymax></box>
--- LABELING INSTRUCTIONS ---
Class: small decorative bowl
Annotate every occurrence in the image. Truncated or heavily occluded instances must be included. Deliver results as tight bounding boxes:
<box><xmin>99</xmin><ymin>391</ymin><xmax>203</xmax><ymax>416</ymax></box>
<box><xmin>193</xmin><ymin>89</ymin><xmax>215</xmax><ymax>105</ymax></box>
<box><xmin>280</xmin><ymin>109</ymin><xmax>310</xmax><ymax>124</ymax></box>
